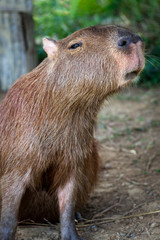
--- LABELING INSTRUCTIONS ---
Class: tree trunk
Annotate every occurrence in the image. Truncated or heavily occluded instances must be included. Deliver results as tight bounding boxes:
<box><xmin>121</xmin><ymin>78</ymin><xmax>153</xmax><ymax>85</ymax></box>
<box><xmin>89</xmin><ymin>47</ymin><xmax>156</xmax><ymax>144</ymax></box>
<box><xmin>0</xmin><ymin>0</ymin><xmax>37</xmax><ymax>91</ymax></box>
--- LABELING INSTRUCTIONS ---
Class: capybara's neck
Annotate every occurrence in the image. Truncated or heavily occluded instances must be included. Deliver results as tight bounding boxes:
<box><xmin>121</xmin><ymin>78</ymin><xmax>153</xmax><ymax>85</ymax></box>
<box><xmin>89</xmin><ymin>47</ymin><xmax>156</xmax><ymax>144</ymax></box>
<box><xmin>3</xmin><ymin>58</ymin><xmax>104</xmax><ymax>160</ymax></box>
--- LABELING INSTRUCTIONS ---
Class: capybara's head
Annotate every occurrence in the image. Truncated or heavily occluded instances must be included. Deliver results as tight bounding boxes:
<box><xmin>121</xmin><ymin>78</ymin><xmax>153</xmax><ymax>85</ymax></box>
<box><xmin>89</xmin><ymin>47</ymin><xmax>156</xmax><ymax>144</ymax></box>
<box><xmin>43</xmin><ymin>25</ymin><xmax>145</xmax><ymax>99</ymax></box>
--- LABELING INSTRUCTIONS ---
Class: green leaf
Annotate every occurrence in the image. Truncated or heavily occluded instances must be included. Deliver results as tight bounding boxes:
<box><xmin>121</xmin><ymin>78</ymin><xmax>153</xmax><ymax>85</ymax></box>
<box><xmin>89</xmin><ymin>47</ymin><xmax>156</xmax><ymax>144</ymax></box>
<box><xmin>70</xmin><ymin>0</ymin><xmax>81</xmax><ymax>17</ymax></box>
<box><xmin>70</xmin><ymin>0</ymin><xmax>100</xmax><ymax>17</ymax></box>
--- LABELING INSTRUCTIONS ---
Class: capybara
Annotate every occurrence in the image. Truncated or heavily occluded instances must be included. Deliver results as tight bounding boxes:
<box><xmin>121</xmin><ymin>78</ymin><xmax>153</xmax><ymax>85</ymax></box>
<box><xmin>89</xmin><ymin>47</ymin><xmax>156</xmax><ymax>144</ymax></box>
<box><xmin>0</xmin><ymin>25</ymin><xmax>145</xmax><ymax>240</ymax></box>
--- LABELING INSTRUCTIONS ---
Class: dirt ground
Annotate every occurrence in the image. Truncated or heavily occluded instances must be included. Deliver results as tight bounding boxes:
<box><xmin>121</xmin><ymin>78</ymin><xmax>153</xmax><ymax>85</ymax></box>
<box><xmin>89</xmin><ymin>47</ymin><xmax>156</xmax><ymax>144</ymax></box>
<box><xmin>1</xmin><ymin>87</ymin><xmax>160</xmax><ymax>240</ymax></box>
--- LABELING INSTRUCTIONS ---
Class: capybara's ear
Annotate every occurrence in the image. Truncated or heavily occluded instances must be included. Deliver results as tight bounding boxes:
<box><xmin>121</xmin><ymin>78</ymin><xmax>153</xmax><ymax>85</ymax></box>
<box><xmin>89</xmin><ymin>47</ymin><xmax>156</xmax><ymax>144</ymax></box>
<box><xmin>43</xmin><ymin>38</ymin><xmax>58</xmax><ymax>58</ymax></box>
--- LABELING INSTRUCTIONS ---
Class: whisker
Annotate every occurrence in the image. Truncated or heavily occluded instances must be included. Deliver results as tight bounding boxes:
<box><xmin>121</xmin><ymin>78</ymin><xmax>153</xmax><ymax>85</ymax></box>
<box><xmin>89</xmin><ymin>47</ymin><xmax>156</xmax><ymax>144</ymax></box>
<box><xmin>146</xmin><ymin>59</ymin><xmax>159</xmax><ymax>69</ymax></box>
<box><xmin>146</xmin><ymin>54</ymin><xmax>160</xmax><ymax>60</ymax></box>
<box><xmin>146</xmin><ymin>55</ymin><xmax>160</xmax><ymax>62</ymax></box>
<box><xmin>145</xmin><ymin>53</ymin><xmax>160</xmax><ymax>68</ymax></box>
<box><xmin>150</xmin><ymin>60</ymin><xmax>160</xmax><ymax>67</ymax></box>
<box><xmin>144</xmin><ymin>49</ymin><xmax>151</xmax><ymax>55</ymax></box>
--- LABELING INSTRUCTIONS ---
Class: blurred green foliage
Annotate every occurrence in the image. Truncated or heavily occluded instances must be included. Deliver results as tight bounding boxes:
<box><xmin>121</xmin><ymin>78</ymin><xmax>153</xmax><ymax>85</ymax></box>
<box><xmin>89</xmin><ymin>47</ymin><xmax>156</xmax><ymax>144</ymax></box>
<box><xmin>33</xmin><ymin>0</ymin><xmax>160</xmax><ymax>86</ymax></box>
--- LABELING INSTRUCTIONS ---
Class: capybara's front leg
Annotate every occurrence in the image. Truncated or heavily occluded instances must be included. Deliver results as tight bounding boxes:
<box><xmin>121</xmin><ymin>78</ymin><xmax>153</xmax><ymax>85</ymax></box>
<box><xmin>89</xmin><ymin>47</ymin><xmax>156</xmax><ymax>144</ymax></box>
<box><xmin>0</xmin><ymin>170</ymin><xmax>31</xmax><ymax>240</ymax></box>
<box><xmin>58</xmin><ymin>175</ymin><xmax>84</xmax><ymax>240</ymax></box>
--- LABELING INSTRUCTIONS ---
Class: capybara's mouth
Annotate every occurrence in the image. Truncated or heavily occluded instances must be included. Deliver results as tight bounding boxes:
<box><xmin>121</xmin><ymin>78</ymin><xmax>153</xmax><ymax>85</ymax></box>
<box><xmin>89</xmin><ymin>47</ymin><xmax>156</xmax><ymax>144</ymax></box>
<box><xmin>125</xmin><ymin>70</ymin><xmax>140</xmax><ymax>80</ymax></box>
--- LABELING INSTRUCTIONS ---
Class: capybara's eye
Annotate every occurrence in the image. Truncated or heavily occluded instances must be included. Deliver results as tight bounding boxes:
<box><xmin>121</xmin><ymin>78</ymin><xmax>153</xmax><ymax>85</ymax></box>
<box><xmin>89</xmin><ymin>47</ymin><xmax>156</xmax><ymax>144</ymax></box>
<box><xmin>69</xmin><ymin>41</ymin><xmax>82</xmax><ymax>50</ymax></box>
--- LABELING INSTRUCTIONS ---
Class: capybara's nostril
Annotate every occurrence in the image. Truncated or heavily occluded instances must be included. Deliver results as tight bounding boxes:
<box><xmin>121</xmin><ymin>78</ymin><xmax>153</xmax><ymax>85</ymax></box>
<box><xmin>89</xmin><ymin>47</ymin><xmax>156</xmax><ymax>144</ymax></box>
<box><xmin>118</xmin><ymin>35</ymin><xmax>142</xmax><ymax>48</ymax></box>
<box><xmin>118</xmin><ymin>37</ymin><xmax>130</xmax><ymax>48</ymax></box>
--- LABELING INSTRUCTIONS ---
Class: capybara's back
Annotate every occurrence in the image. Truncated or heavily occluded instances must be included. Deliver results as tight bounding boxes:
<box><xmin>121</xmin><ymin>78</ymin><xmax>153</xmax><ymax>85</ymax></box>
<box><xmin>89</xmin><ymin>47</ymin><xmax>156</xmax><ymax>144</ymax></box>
<box><xmin>0</xmin><ymin>25</ymin><xmax>144</xmax><ymax>240</ymax></box>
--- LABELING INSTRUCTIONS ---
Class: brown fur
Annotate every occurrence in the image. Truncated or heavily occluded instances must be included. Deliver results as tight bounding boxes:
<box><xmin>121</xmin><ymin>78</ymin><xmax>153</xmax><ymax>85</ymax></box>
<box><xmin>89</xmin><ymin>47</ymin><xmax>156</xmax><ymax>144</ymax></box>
<box><xmin>0</xmin><ymin>25</ymin><xmax>144</xmax><ymax>240</ymax></box>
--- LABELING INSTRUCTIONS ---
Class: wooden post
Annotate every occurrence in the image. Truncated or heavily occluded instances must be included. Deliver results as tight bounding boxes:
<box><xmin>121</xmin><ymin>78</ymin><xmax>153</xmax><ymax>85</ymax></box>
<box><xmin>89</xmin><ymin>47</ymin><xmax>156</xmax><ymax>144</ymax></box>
<box><xmin>0</xmin><ymin>0</ymin><xmax>37</xmax><ymax>91</ymax></box>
